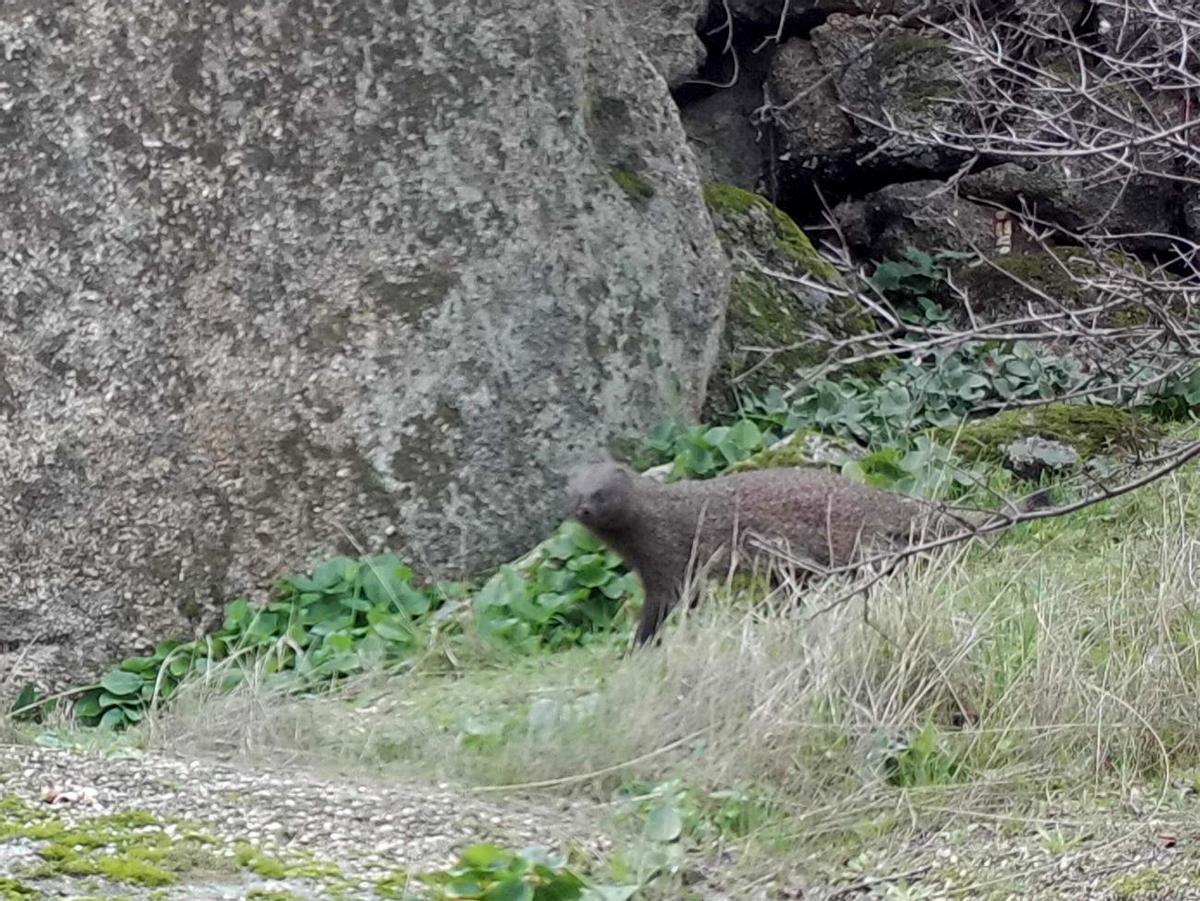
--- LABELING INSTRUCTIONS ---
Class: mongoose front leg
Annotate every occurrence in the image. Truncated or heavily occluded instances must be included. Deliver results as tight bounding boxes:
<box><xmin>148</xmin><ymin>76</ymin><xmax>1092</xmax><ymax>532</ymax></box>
<box><xmin>633</xmin><ymin>573</ymin><xmax>682</xmax><ymax>647</ymax></box>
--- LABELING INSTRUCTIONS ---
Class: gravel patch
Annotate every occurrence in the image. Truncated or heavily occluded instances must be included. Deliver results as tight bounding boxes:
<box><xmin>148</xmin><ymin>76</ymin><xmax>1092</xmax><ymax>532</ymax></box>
<box><xmin>0</xmin><ymin>743</ymin><xmax>609</xmax><ymax>899</ymax></box>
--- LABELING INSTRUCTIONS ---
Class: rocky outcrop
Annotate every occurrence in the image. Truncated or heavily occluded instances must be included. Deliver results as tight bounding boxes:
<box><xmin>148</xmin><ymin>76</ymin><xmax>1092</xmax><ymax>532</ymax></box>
<box><xmin>961</xmin><ymin>163</ymin><xmax>1182</xmax><ymax>256</ymax></box>
<box><xmin>835</xmin><ymin>181</ymin><xmax>1015</xmax><ymax>263</ymax></box>
<box><xmin>766</xmin><ymin>15</ymin><xmax>976</xmax><ymax>198</ymax></box>
<box><xmin>0</xmin><ymin>0</ymin><xmax>729</xmax><ymax>686</ymax></box>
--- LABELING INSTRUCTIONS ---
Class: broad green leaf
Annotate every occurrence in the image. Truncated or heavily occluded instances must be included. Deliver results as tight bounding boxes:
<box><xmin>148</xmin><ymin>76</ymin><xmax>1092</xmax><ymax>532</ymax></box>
<box><xmin>324</xmin><ymin>632</ymin><xmax>355</xmax><ymax>654</ymax></box>
<box><xmin>599</xmin><ymin>575</ymin><xmax>634</xmax><ymax>600</ymax></box>
<box><xmin>544</xmin><ymin>529</ymin><xmax>579</xmax><ymax>560</ymax></box>
<box><xmin>459</xmin><ymin>844</ymin><xmax>511</xmax><ymax>870</ymax></box>
<box><xmin>98</xmin><ymin>707</ymin><xmax>127</xmax><ymax>731</ymax></box>
<box><xmin>75</xmin><ymin>694</ymin><xmax>102</xmax><ymax>719</ymax></box>
<box><xmin>481</xmin><ymin>879</ymin><xmax>533</xmax><ymax>901</ymax></box>
<box><xmin>118</xmin><ymin>656</ymin><xmax>157</xmax><ymax>673</ymax></box>
<box><xmin>645</xmin><ymin>805</ymin><xmax>683</xmax><ymax>842</ymax></box>
<box><xmin>337</xmin><ymin>595</ymin><xmax>372</xmax><ymax>613</ymax></box>
<box><xmin>312</xmin><ymin>555</ymin><xmax>359</xmax><ymax>590</ymax></box>
<box><xmin>444</xmin><ymin>876</ymin><xmax>486</xmax><ymax>897</ymax></box>
<box><xmin>244</xmin><ymin>612</ymin><xmax>280</xmax><ymax>642</ymax></box>
<box><xmin>11</xmin><ymin>684</ymin><xmax>39</xmax><ymax>715</ymax></box>
<box><xmin>100</xmin><ymin>669</ymin><xmax>145</xmax><ymax>697</ymax></box>
<box><xmin>728</xmin><ymin>418</ymin><xmax>762</xmax><ymax>450</ymax></box>
<box><xmin>372</xmin><ymin>618</ymin><xmax>414</xmax><ymax>643</ymax></box>
<box><xmin>566</xmin><ymin>554</ymin><xmax>610</xmax><ymax>588</ymax></box>
<box><xmin>223</xmin><ymin>598</ymin><xmax>252</xmax><ymax>631</ymax></box>
<box><xmin>568</xmin><ymin>525</ymin><xmax>604</xmax><ymax>553</ymax></box>
<box><xmin>475</xmin><ymin>567</ymin><xmax>527</xmax><ymax>613</ymax></box>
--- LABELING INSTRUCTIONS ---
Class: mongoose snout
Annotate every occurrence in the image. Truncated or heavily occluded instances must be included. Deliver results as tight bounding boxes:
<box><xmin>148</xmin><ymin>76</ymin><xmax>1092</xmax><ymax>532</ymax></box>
<box><xmin>567</xmin><ymin>461</ymin><xmax>634</xmax><ymax>531</ymax></box>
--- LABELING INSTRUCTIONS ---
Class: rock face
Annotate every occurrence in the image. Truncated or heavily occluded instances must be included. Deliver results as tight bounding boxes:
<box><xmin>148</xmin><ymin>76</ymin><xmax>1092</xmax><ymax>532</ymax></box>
<box><xmin>0</xmin><ymin>0</ymin><xmax>729</xmax><ymax>685</ymax></box>
<box><xmin>962</xmin><ymin>163</ymin><xmax>1182</xmax><ymax>256</ymax></box>
<box><xmin>618</xmin><ymin>0</ymin><xmax>708</xmax><ymax>88</ymax></box>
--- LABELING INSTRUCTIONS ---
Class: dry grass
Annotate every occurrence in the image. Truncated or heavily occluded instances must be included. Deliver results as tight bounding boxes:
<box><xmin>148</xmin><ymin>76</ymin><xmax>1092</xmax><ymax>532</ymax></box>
<box><xmin>135</xmin><ymin>473</ymin><xmax>1200</xmax><ymax>890</ymax></box>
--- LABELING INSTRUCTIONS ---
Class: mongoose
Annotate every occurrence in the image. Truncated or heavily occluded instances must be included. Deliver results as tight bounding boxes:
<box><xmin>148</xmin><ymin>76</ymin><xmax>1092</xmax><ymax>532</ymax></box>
<box><xmin>567</xmin><ymin>461</ymin><xmax>989</xmax><ymax>645</ymax></box>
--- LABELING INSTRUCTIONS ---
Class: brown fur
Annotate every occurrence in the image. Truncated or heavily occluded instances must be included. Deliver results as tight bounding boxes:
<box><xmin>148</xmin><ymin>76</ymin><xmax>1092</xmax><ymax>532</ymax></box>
<box><xmin>567</xmin><ymin>462</ymin><xmax>980</xmax><ymax>645</ymax></box>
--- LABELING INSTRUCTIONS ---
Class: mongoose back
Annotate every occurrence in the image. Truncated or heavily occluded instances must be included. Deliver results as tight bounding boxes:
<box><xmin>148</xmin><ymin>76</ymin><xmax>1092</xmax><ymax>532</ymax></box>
<box><xmin>567</xmin><ymin>461</ymin><xmax>979</xmax><ymax>645</ymax></box>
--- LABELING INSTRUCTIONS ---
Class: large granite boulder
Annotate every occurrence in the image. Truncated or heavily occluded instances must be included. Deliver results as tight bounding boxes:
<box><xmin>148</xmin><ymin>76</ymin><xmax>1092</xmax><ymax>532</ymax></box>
<box><xmin>0</xmin><ymin>0</ymin><xmax>729</xmax><ymax>686</ymax></box>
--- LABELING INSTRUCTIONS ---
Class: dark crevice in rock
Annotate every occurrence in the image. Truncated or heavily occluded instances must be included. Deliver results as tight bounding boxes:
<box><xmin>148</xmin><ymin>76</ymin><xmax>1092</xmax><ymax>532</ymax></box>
<box><xmin>776</xmin><ymin>158</ymin><xmax>999</xmax><ymax>233</ymax></box>
<box><xmin>673</xmin><ymin>0</ymin><xmax>829</xmax><ymax>108</ymax></box>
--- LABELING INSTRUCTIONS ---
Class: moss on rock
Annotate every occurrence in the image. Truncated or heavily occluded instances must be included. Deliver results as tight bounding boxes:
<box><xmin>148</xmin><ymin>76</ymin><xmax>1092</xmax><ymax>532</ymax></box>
<box><xmin>1109</xmin><ymin>867</ymin><xmax>1169</xmax><ymax>899</ymax></box>
<box><xmin>729</xmin><ymin>430</ymin><xmax>863</xmax><ymax>473</ymax></box>
<box><xmin>610</xmin><ymin>167</ymin><xmax>655</xmax><ymax>203</ymax></box>
<box><xmin>937</xmin><ymin>404</ymin><xmax>1161</xmax><ymax>464</ymax></box>
<box><xmin>703</xmin><ymin>183</ymin><xmax>837</xmax><ymax>280</ymax></box>
<box><xmin>0</xmin><ymin>793</ymin><xmax>339</xmax><ymax>896</ymax></box>
<box><xmin>702</xmin><ymin>182</ymin><xmax>874</xmax><ymax>416</ymax></box>
<box><xmin>0</xmin><ymin>878</ymin><xmax>38</xmax><ymax>899</ymax></box>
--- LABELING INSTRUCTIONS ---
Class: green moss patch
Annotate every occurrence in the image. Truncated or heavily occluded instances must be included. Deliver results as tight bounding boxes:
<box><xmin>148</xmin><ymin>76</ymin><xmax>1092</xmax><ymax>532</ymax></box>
<box><xmin>729</xmin><ymin>430</ymin><xmax>862</xmax><ymax>473</ymax></box>
<box><xmin>703</xmin><ymin>183</ymin><xmax>837</xmax><ymax>280</ymax></box>
<box><xmin>955</xmin><ymin>249</ymin><xmax>1154</xmax><ymax>327</ymax></box>
<box><xmin>0</xmin><ymin>793</ymin><xmax>341</xmax><ymax>896</ymax></box>
<box><xmin>0</xmin><ymin>877</ymin><xmax>39</xmax><ymax>899</ymax></box>
<box><xmin>235</xmin><ymin>843</ymin><xmax>342</xmax><ymax>881</ymax></box>
<box><xmin>1109</xmin><ymin>867</ymin><xmax>1169</xmax><ymax>899</ymax></box>
<box><xmin>610</xmin><ymin>167</ymin><xmax>655</xmax><ymax>203</ymax></box>
<box><xmin>937</xmin><ymin>404</ymin><xmax>1161</xmax><ymax>464</ymax></box>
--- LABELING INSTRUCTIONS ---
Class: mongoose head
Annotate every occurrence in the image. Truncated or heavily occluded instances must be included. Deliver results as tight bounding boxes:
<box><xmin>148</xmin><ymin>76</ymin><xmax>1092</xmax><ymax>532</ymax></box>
<box><xmin>567</xmin><ymin>461</ymin><xmax>636</xmax><ymax>531</ymax></box>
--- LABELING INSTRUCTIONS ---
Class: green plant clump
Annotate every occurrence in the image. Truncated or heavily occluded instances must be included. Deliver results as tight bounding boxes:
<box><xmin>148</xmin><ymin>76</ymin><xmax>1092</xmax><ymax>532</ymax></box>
<box><xmin>474</xmin><ymin>521</ymin><xmax>640</xmax><ymax>652</ymax></box>
<box><xmin>406</xmin><ymin>843</ymin><xmax>633</xmax><ymax>901</ymax></box>
<box><xmin>635</xmin><ymin>418</ymin><xmax>775</xmax><ymax>479</ymax></box>
<box><xmin>869</xmin><ymin>247</ymin><xmax>972</xmax><ymax>325</ymax></box>
<box><xmin>64</xmin><ymin>554</ymin><xmax>448</xmax><ymax>730</ymax></box>
<box><xmin>41</xmin><ymin>529</ymin><xmax>642</xmax><ymax>730</ymax></box>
